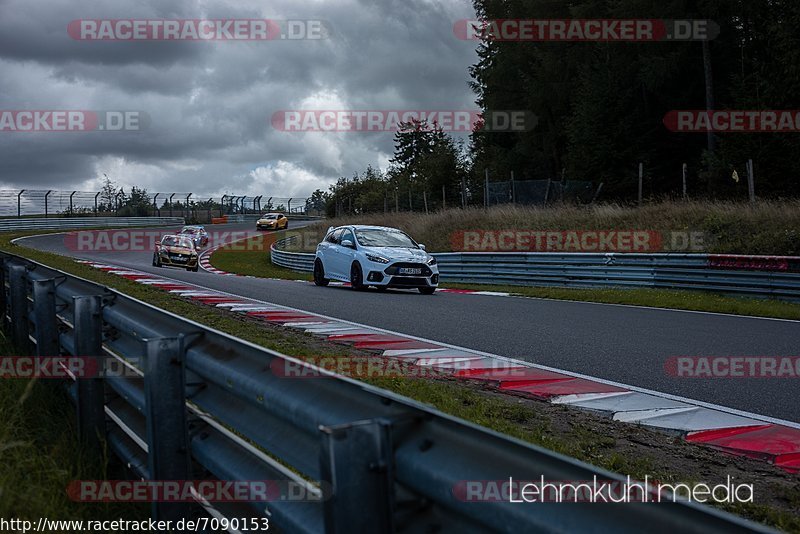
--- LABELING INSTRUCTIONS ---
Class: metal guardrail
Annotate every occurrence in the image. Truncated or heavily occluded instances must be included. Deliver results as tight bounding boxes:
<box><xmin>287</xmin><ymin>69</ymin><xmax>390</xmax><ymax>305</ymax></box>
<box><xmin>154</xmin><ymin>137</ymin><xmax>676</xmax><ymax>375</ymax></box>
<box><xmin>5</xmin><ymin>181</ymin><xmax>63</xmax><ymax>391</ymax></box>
<box><xmin>0</xmin><ymin>251</ymin><xmax>764</xmax><ymax>533</ymax></box>
<box><xmin>227</xmin><ymin>215</ymin><xmax>326</xmax><ymax>224</ymax></box>
<box><xmin>433</xmin><ymin>252</ymin><xmax>800</xmax><ymax>300</ymax></box>
<box><xmin>0</xmin><ymin>216</ymin><xmax>186</xmax><ymax>233</ymax></box>
<box><xmin>271</xmin><ymin>236</ymin><xmax>315</xmax><ymax>272</ymax></box>
<box><xmin>270</xmin><ymin>239</ymin><xmax>800</xmax><ymax>300</ymax></box>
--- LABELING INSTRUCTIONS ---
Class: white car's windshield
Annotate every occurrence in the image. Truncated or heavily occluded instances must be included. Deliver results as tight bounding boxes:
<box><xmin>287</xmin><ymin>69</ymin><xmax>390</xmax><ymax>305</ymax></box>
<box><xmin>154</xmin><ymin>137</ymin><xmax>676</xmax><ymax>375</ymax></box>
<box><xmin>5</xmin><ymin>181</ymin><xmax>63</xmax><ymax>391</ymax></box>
<box><xmin>355</xmin><ymin>229</ymin><xmax>417</xmax><ymax>248</ymax></box>
<box><xmin>181</xmin><ymin>227</ymin><xmax>199</xmax><ymax>234</ymax></box>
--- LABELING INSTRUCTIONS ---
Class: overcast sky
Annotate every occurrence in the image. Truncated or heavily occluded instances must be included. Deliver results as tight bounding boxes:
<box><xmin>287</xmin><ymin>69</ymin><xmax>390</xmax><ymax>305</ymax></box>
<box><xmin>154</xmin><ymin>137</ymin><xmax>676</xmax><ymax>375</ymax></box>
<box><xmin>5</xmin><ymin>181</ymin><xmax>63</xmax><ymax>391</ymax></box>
<box><xmin>0</xmin><ymin>0</ymin><xmax>478</xmax><ymax>198</ymax></box>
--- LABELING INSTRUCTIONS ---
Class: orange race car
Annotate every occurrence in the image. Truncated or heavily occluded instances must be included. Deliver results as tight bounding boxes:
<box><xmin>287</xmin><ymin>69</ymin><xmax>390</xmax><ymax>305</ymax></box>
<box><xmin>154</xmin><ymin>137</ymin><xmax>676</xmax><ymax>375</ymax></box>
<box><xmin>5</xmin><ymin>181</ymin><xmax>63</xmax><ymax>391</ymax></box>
<box><xmin>256</xmin><ymin>212</ymin><xmax>288</xmax><ymax>231</ymax></box>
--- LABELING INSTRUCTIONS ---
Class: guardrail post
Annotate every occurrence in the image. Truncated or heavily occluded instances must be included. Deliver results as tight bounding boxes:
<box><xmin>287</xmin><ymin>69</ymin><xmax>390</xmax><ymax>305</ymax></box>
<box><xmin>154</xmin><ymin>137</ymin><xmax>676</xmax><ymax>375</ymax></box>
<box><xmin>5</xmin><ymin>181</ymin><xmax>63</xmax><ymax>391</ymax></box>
<box><xmin>73</xmin><ymin>295</ymin><xmax>105</xmax><ymax>454</ymax></box>
<box><xmin>8</xmin><ymin>264</ymin><xmax>30</xmax><ymax>350</ymax></box>
<box><xmin>0</xmin><ymin>258</ymin><xmax>6</xmax><ymax>331</ymax></box>
<box><xmin>0</xmin><ymin>257</ymin><xmax>8</xmax><ymax>332</ymax></box>
<box><xmin>320</xmin><ymin>419</ymin><xmax>394</xmax><ymax>533</ymax></box>
<box><xmin>32</xmin><ymin>279</ymin><xmax>58</xmax><ymax>357</ymax></box>
<box><xmin>143</xmin><ymin>335</ymin><xmax>191</xmax><ymax>523</ymax></box>
<box><xmin>18</xmin><ymin>190</ymin><xmax>25</xmax><ymax>218</ymax></box>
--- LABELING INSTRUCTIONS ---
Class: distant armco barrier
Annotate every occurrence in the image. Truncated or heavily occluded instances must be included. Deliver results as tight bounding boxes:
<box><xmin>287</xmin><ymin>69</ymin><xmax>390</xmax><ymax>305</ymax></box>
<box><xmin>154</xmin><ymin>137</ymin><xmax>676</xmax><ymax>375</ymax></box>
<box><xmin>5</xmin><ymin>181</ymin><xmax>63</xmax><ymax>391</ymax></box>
<box><xmin>271</xmin><ymin>237</ymin><xmax>800</xmax><ymax>301</ymax></box>
<box><xmin>0</xmin><ymin>217</ymin><xmax>184</xmax><ymax>233</ymax></box>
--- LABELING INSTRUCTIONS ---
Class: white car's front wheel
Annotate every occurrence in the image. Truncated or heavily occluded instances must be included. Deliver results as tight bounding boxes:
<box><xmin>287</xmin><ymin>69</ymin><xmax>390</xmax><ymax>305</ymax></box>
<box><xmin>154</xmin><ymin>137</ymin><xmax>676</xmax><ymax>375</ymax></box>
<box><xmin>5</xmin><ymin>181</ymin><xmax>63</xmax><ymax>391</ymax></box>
<box><xmin>349</xmin><ymin>262</ymin><xmax>366</xmax><ymax>291</ymax></box>
<box><xmin>313</xmin><ymin>259</ymin><xmax>329</xmax><ymax>286</ymax></box>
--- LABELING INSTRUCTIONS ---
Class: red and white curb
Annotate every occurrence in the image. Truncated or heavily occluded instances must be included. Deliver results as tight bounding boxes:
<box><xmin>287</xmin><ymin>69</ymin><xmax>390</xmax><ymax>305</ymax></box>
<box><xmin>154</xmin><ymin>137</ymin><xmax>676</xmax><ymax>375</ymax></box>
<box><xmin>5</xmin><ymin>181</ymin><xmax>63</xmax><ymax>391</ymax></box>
<box><xmin>197</xmin><ymin>235</ymin><xmax>255</xmax><ymax>276</ymax></box>
<box><xmin>80</xmin><ymin>259</ymin><xmax>800</xmax><ymax>474</ymax></box>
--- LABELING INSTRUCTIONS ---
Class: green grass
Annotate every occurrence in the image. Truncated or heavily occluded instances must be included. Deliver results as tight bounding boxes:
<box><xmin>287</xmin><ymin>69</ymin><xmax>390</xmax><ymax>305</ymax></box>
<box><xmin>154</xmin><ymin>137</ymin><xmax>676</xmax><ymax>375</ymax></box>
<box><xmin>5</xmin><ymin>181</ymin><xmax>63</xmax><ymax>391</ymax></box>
<box><xmin>443</xmin><ymin>283</ymin><xmax>800</xmax><ymax>320</ymax></box>
<box><xmin>209</xmin><ymin>231</ymin><xmax>312</xmax><ymax>282</ymax></box>
<box><xmin>0</xmin><ymin>331</ymin><xmax>147</xmax><ymax>522</ymax></box>
<box><xmin>4</xmin><ymin>230</ymin><xmax>800</xmax><ymax>531</ymax></box>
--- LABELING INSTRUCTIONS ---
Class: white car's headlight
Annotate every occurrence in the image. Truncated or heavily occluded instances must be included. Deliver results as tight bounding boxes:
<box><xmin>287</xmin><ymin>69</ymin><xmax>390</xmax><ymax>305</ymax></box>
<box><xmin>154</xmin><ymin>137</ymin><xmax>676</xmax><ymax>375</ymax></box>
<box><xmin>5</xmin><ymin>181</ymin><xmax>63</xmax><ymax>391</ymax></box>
<box><xmin>426</xmin><ymin>256</ymin><xmax>437</xmax><ymax>266</ymax></box>
<box><xmin>366</xmin><ymin>253</ymin><xmax>391</xmax><ymax>264</ymax></box>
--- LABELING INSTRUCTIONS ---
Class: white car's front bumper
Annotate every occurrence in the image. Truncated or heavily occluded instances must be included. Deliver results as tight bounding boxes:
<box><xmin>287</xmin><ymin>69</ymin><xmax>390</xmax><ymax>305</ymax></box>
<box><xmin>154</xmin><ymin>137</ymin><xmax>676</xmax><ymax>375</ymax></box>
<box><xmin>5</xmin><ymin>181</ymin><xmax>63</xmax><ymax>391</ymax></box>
<box><xmin>363</xmin><ymin>261</ymin><xmax>439</xmax><ymax>288</ymax></box>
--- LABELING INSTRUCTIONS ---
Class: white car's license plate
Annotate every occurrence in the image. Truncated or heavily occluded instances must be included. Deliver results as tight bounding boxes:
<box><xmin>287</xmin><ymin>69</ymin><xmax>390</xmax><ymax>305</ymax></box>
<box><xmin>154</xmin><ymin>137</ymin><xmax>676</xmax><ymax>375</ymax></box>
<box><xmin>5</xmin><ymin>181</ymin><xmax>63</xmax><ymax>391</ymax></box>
<box><xmin>398</xmin><ymin>267</ymin><xmax>422</xmax><ymax>275</ymax></box>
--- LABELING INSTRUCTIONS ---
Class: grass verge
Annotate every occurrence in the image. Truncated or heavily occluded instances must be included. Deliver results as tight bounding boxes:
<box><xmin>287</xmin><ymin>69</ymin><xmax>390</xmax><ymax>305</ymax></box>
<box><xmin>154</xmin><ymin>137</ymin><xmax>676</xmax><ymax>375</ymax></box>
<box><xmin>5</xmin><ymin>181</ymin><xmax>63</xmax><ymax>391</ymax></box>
<box><xmin>4</xmin><ymin>230</ymin><xmax>800</xmax><ymax>531</ymax></box>
<box><xmin>0</xmin><ymin>330</ymin><xmax>147</xmax><ymax>522</ymax></box>
<box><xmin>208</xmin><ymin>231</ymin><xmax>312</xmax><ymax>282</ymax></box>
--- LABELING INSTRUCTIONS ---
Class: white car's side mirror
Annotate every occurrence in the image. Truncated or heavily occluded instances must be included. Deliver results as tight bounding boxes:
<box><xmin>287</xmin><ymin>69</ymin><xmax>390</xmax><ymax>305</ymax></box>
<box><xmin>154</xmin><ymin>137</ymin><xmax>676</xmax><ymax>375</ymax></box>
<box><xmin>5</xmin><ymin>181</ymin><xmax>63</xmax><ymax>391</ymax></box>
<box><xmin>341</xmin><ymin>239</ymin><xmax>355</xmax><ymax>249</ymax></box>
<box><xmin>418</xmin><ymin>243</ymin><xmax>426</xmax><ymax>251</ymax></box>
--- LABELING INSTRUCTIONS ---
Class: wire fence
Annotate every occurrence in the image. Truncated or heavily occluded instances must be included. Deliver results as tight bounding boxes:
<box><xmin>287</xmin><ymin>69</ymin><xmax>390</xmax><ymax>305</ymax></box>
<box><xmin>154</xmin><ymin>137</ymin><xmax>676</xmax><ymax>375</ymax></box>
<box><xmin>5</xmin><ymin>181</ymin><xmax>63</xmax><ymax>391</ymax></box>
<box><xmin>487</xmin><ymin>179</ymin><xmax>597</xmax><ymax>206</ymax></box>
<box><xmin>332</xmin><ymin>179</ymin><xmax>600</xmax><ymax>217</ymax></box>
<box><xmin>0</xmin><ymin>190</ymin><xmax>312</xmax><ymax>222</ymax></box>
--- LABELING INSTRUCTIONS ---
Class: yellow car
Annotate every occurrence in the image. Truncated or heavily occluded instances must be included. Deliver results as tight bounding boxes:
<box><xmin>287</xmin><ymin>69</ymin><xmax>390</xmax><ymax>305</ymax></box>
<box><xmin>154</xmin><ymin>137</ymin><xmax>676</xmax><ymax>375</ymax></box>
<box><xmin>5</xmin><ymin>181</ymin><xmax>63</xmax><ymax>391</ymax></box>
<box><xmin>256</xmin><ymin>213</ymin><xmax>289</xmax><ymax>231</ymax></box>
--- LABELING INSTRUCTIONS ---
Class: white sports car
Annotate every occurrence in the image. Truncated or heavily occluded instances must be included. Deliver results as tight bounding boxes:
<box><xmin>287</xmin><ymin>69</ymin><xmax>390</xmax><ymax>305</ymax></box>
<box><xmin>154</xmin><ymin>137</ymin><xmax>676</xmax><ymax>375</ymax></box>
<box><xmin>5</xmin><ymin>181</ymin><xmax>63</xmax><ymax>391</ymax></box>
<box><xmin>314</xmin><ymin>225</ymin><xmax>439</xmax><ymax>294</ymax></box>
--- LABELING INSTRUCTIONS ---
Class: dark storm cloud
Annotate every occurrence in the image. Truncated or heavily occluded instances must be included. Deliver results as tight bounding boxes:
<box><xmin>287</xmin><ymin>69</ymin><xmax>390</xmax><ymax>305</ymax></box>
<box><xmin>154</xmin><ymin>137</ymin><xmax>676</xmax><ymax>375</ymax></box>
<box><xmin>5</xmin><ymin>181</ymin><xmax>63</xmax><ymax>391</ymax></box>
<box><xmin>0</xmin><ymin>0</ymin><xmax>477</xmax><ymax>196</ymax></box>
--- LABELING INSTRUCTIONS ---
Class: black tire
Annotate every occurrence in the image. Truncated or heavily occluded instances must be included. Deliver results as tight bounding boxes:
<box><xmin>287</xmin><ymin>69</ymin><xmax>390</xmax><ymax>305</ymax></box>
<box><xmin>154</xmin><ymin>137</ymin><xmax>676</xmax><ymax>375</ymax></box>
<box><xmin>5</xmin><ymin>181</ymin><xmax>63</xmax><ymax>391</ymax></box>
<box><xmin>418</xmin><ymin>287</ymin><xmax>436</xmax><ymax>295</ymax></box>
<box><xmin>284</xmin><ymin>221</ymin><xmax>289</xmax><ymax>229</ymax></box>
<box><xmin>188</xmin><ymin>266</ymin><xmax>199</xmax><ymax>272</ymax></box>
<box><xmin>313</xmin><ymin>259</ymin><xmax>330</xmax><ymax>286</ymax></box>
<box><xmin>153</xmin><ymin>253</ymin><xmax>162</xmax><ymax>267</ymax></box>
<box><xmin>350</xmin><ymin>262</ymin><xmax>366</xmax><ymax>291</ymax></box>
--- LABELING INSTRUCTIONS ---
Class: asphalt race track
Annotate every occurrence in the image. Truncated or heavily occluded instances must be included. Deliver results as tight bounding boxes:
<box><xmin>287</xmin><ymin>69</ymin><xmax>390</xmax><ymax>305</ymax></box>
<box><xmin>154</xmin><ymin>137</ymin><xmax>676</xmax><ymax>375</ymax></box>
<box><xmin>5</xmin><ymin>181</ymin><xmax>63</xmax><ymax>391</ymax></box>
<box><xmin>19</xmin><ymin>223</ymin><xmax>800</xmax><ymax>423</ymax></box>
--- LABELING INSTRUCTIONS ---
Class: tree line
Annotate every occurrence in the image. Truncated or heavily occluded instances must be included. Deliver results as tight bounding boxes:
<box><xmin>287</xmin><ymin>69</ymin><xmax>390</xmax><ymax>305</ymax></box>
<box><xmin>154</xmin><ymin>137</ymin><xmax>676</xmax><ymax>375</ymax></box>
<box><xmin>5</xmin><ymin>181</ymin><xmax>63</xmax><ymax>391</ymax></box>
<box><xmin>469</xmin><ymin>0</ymin><xmax>800</xmax><ymax>198</ymax></box>
<box><xmin>317</xmin><ymin>0</ymin><xmax>800</xmax><ymax>215</ymax></box>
